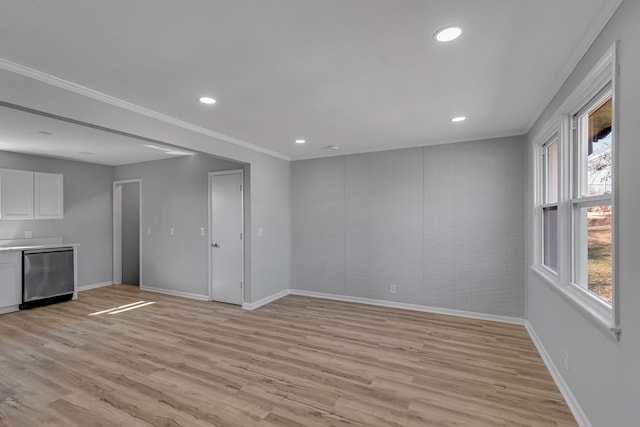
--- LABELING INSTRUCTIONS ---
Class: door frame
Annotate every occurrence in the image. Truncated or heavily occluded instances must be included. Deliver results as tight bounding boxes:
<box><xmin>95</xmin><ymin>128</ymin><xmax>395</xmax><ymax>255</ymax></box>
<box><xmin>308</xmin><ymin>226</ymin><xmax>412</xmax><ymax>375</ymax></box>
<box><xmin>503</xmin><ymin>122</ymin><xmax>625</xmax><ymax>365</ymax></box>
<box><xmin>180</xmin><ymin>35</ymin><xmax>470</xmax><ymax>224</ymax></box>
<box><xmin>113</xmin><ymin>178</ymin><xmax>142</xmax><ymax>286</ymax></box>
<box><xmin>208</xmin><ymin>169</ymin><xmax>244</xmax><ymax>304</ymax></box>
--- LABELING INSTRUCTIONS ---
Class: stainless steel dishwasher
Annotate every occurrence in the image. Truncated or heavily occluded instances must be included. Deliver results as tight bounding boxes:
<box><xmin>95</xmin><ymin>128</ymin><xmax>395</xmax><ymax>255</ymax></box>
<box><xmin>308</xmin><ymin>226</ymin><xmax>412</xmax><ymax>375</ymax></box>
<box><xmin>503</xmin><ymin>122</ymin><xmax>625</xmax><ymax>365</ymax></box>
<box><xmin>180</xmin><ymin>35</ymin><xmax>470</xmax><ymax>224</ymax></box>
<box><xmin>20</xmin><ymin>247</ymin><xmax>74</xmax><ymax>309</ymax></box>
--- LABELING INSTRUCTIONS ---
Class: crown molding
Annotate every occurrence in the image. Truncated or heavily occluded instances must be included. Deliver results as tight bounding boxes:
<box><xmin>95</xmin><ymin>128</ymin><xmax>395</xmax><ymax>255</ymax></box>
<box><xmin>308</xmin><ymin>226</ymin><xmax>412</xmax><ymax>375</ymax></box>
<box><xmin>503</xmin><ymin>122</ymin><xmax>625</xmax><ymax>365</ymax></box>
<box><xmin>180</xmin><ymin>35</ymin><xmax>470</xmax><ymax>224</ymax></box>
<box><xmin>0</xmin><ymin>58</ymin><xmax>290</xmax><ymax>161</ymax></box>
<box><xmin>292</xmin><ymin>131</ymin><xmax>525</xmax><ymax>161</ymax></box>
<box><xmin>525</xmin><ymin>0</ymin><xmax>623</xmax><ymax>133</ymax></box>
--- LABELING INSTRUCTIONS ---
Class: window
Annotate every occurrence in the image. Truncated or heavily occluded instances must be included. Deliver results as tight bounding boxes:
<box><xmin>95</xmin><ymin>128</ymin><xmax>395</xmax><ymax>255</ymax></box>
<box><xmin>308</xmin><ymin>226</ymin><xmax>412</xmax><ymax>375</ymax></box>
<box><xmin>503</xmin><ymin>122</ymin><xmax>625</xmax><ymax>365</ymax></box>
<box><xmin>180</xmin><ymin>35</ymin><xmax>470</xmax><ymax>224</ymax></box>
<box><xmin>572</xmin><ymin>90</ymin><xmax>614</xmax><ymax>304</ymax></box>
<box><xmin>541</xmin><ymin>136</ymin><xmax>559</xmax><ymax>272</ymax></box>
<box><xmin>532</xmin><ymin>43</ymin><xmax>618</xmax><ymax>337</ymax></box>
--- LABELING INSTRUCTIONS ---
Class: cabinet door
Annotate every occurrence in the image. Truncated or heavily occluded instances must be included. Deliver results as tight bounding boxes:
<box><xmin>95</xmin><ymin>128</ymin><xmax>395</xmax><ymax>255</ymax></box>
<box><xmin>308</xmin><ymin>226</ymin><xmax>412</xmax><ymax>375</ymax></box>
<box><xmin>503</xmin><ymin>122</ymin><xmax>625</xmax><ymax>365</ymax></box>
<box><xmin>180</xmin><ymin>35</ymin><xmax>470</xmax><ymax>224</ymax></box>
<box><xmin>0</xmin><ymin>258</ymin><xmax>21</xmax><ymax>308</ymax></box>
<box><xmin>0</xmin><ymin>169</ymin><xmax>34</xmax><ymax>219</ymax></box>
<box><xmin>34</xmin><ymin>172</ymin><xmax>64</xmax><ymax>219</ymax></box>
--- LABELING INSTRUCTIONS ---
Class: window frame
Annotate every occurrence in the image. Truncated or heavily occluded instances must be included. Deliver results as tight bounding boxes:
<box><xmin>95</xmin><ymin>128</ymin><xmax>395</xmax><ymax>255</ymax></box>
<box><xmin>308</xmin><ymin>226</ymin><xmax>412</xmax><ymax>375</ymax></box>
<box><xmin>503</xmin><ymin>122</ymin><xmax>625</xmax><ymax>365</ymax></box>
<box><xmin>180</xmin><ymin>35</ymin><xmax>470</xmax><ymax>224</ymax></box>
<box><xmin>531</xmin><ymin>42</ymin><xmax>620</xmax><ymax>340</ymax></box>
<box><xmin>541</xmin><ymin>134</ymin><xmax>560</xmax><ymax>275</ymax></box>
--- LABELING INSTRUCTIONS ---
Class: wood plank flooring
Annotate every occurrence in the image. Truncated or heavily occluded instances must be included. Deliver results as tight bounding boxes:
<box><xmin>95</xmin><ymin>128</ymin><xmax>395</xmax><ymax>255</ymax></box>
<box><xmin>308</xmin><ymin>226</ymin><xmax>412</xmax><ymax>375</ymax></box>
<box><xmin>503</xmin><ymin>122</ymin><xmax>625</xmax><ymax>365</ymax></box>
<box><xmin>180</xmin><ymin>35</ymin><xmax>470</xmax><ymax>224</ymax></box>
<box><xmin>0</xmin><ymin>285</ymin><xmax>576</xmax><ymax>426</ymax></box>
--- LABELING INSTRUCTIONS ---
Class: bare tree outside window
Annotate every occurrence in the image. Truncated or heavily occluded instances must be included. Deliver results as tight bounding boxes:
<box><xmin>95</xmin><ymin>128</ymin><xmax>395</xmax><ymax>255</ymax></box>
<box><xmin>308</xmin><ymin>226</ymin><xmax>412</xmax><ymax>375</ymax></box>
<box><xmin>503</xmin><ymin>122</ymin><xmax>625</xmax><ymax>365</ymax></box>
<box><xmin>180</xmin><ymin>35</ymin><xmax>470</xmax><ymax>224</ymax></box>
<box><xmin>576</xmin><ymin>94</ymin><xmax>613</xmax><ymax>302</ymax></box>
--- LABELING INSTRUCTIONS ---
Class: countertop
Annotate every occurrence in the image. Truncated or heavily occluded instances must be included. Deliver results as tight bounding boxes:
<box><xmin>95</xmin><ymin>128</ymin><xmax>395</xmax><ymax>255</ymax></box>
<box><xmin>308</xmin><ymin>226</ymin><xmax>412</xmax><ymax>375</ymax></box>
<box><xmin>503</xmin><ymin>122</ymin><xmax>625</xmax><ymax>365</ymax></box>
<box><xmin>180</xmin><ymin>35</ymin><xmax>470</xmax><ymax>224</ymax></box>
<box><xmin>0</xmin><ymin>243</ymin><xmax>80</xmax><ymax>253</ymax></box>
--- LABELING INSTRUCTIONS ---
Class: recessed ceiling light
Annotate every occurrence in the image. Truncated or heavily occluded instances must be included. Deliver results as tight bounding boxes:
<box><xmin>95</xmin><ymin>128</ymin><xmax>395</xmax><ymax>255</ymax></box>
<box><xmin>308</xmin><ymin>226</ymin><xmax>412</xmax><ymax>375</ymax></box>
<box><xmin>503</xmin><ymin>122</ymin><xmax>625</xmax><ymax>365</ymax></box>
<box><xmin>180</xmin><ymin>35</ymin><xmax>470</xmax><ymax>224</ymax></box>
<box><xmin>78</xmin><ymin>151</ymin><xmax>93</xmax><ymax>155</ymax></box>
<box><xmin>451</xmin><ymin>116</ymin><xmax>466</xmax><ymax>122</ymax></box>
<box><xmin>325</xmin><ymin>145</ymin><xmax>339</xmax><ymax>150</ymax></box>
<box><xmin>295</xmin><ymin>139</ymin><xmax>306</xmax><ymax>144</ymax></box>
<box><xmin>198</xmin><ymin>96</ymin><xmax>216</xmax><ymax>105</ymax></box>
<box><xmin>434</xmin><ymin>26</ymin><xmax>463</xmax><ymax>43</ymax></box>
<box><xmin>38</xmin><ymin>131</ymin><xmax>53</xmax><ymax>136</ymax></box>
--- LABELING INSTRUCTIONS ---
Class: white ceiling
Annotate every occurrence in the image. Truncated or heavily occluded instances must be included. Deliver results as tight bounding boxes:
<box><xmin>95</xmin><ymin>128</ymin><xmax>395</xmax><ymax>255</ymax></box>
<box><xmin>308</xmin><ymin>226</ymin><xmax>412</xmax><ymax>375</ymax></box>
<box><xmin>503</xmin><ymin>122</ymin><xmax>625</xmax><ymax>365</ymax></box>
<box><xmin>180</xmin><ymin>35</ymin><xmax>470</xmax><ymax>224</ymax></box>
<box><xmin>0</xmin><ymin>0</ymin><xmax>622</xmax><ymax>161</ymax></box>
<box><xmin>0</xmin><ymin>105</ymin><xmax>195</xmax><ymax>166</ymax></box>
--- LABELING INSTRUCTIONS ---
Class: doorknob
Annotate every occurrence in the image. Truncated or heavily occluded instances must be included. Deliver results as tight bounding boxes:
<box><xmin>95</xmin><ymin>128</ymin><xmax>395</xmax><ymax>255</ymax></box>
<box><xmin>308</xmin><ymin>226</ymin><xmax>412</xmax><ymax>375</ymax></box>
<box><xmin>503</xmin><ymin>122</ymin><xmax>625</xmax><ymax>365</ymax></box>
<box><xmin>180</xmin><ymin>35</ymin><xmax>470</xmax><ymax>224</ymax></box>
<box><xmin>212</xmin><ymin>243</ymin><xmax>220</xmax><ymax>248</ymax></box>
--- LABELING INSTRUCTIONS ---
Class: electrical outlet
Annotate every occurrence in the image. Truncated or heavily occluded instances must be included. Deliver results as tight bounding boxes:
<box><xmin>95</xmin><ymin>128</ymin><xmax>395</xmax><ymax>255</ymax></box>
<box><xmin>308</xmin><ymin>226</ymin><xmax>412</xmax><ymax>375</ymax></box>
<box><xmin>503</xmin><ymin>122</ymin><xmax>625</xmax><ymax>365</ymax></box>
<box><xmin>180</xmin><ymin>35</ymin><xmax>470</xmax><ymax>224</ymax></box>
<box><xmin>563</xmin><ymin>350</ymin><xmax>569</xmax><ymax>371</ymax></box>
<box><xmin>24</xmin><ymin>231</ymin><xmax>33</xmax><ymax>239</ymax></box>
<box><xmin>170</xmin><ymin>227</ymin><xmax>175</xmax><ymax>236</ymax></box>
<box><xmin>147</xmin><ymin>227</ymin><xmax>151</xmax><ymax>235</ymax></box>
<box><xmin>200</xmin><ymin>227</ymin><xmax>205</xmax><ymax>237</ymax></box>
<box><xmin>389</xmin><ymin>284</ymin><xmax>396</xmax><ymax>294</ymax></box>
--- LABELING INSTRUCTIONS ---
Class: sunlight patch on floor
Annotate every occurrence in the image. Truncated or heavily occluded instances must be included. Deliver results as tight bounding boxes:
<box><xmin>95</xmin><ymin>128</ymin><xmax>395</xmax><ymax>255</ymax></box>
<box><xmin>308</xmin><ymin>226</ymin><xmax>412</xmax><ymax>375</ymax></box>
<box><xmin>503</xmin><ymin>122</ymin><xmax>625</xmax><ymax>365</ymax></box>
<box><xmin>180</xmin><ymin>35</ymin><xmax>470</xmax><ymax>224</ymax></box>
<box><xmin>88</xmin><ymin>300</ymin><xmax>156</xmax><ymax>316</ymax></box>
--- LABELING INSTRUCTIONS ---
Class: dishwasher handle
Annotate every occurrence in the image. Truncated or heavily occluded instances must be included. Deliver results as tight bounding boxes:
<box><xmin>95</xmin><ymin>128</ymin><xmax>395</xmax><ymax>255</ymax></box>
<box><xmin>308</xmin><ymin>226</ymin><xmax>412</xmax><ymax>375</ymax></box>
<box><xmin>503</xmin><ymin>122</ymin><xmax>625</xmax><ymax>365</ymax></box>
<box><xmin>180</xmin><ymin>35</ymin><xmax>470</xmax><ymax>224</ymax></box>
<box><xmin>23</xmin><ymin>247</ymin><xmax>73</xmax><ymax>255</ymax></box>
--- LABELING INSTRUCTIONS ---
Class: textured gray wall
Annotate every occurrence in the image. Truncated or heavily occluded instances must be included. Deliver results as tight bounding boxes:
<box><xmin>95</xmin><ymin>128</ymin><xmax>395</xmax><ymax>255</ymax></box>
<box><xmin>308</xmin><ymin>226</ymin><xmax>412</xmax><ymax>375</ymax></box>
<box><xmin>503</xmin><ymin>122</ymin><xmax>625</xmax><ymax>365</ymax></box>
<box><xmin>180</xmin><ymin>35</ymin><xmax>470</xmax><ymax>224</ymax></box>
<box><xmin>121</xmin><ymin>181</ymin><xmax>139</xmax><ymax>285</ymax></box>
<box><xmin>292</xmin><ymin>136</ymin><xmax>525</xmax><ymax>318</ymax></box>
<box><xmin>247</xmin><ymin>155</ymin><xmax>291</xmax><ymax>302</ymax></box>
<box><xmin>292</xmin><ymin>155</ymin><xmax>346</xmax><ymax>296</ymax></box>
<box><xmin>0</xmin><ymin>150</ymin><xmax>114</xmax><ymax>287</ymax></box>
<box><xmin>526</xmin><ymin>1</ymin><xmax>640</xmax><ymax>425</ymax></box>
<box><xmin>115</xmin><ymin>154</ymin><xmax>242</xmax><ymax>297</ymax></box>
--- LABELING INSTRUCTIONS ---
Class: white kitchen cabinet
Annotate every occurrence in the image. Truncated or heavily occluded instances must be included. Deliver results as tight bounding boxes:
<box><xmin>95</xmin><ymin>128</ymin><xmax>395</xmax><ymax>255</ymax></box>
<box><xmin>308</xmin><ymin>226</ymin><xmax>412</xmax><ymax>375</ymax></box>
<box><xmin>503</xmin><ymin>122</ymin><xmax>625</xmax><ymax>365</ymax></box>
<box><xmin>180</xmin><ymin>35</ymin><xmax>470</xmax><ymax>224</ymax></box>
<box><xmin>0</xmin><ymin>169</ymin><xmax>64</xmax><ymax>220</ymax></box>
<box><xmin>34</xmin><ymin>172</ymin><xmax>64</xmax><ymax>219</ymax></box>
<box><xmin>0</xmin><ymin>252</ymin><xmax>21</xmax><ymax>313</ymax></box>
<box><xmin>0</xmin><ymin>169</ymin><xmax>34</xmax><ymax>219</ymax></box>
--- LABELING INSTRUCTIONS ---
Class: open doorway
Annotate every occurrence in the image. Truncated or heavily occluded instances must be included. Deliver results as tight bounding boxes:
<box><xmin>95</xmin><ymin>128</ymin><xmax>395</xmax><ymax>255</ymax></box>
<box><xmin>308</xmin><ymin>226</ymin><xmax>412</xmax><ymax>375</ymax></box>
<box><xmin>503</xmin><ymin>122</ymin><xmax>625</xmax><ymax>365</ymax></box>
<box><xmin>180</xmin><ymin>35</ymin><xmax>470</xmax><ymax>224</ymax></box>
<box><xmin>113</xmin><ymin>179</ymin><xmax>141</xmax><ymax>286</ymax></box>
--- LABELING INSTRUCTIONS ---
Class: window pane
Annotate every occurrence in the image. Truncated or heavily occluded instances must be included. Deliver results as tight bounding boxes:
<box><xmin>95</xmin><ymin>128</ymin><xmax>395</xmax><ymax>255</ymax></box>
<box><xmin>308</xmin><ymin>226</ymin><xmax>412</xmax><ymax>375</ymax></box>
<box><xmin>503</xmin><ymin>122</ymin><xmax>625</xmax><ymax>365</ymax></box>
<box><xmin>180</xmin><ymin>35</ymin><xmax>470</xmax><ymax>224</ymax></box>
<box><xmin>578</xmin><ymin>95</ymin><xmax>613</xmax><ymax>197</ymax></box>
<box><xmin>546</xmin><ymin>141</ymin><xmax>558</xmax><ymax>204</ymax></box>
<box><xmin>577</xmin><ymin>204</ymin><xmax>612</xmax><ymax>303</ymax></box>
<box><xmin>543</xmin><ymin>206</ymin><xmax>558</xmax><ymax>271</ymax></box>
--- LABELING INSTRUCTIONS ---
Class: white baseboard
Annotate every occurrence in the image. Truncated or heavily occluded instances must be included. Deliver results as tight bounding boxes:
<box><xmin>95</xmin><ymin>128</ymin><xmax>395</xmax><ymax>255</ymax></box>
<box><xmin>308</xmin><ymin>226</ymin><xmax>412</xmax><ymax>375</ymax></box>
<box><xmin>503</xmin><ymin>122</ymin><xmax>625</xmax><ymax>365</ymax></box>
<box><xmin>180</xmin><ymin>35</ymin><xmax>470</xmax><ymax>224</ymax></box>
<box><xmin>242</xmin><ymin>289</ymin><xmax>291</xmax><ymax>311</ymax></box>
<box><xmin>525</xmin><ymin>321</ymin><xmax>590</xmax><ymax>427</ymax></box>
<box><xmin>78</xmin><ymin>281</ymin><xmax>113</xmax><ymax>291</ymax></box>
<box><xmin>0</xmin><ymin>305</ymin><xmax>19</xmax><ymax>315</ymax></box>
<box><xmin>289</xmin><ymin>289</ymin><xmax>526</xmax><ymax>325</ymax></box>
<box><xmin>140</xmin><ymin>285</ymin><xmax>210</xmax><ymax>301</ymax></box>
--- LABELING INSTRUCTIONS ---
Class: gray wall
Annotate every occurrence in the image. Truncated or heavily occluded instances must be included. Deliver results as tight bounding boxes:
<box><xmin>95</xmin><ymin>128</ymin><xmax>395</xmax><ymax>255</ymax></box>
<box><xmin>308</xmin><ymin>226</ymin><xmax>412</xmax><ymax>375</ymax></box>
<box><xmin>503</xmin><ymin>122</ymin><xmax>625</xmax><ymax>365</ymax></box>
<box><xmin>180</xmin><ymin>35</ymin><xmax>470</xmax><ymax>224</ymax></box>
<box><xmin>0</xmin><ymin>150</ymin><xmax>113</xmax><ymax>287</ymax></box>
<box><xmin>292</xmin><ymin>136</ymin><xmax>525</xmax><ymax>318</ymax></box>
<box><xmin>248</xmin><ymin>155</ymin><xmax>291</xmax><ymax>302</ymax></box>
<box><xmin>115</xmin><ymin>154</ymin><xmax>242</xmax><ymax>297</ymax></box>
<box><xmin>526</xmin><ymin>1</ymin><xmax>640</xmax><ymax>425</ymax></box>
<box><xmin>121</xmin><ymin>181</ymin><xmax>139</xmax><ymax>285</ymax></box>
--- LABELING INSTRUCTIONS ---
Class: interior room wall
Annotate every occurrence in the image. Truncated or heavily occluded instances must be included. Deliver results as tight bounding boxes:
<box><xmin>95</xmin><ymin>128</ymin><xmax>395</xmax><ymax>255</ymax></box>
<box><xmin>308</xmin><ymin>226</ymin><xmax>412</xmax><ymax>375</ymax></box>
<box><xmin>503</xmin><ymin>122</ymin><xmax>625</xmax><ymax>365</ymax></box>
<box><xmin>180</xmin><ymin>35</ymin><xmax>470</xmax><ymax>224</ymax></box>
<box><xmin>114</xmin><ymin>154</ymin><xmax>243</xmax><ymax>298</ymax></box>
<box><xmin>292</xmin><ymin>135</ymin><xmax>525</xmax><ymax>318</ymax></box>
<box><xmin>526</xmin><ymin>1</ymin><xmax>639</xmax><ymax>425</ymax></box>
<box><xmin>247</xmin><ymin>154</ymin><xmax>291</xmax><ymax>302</ymax></box>
<box><xmin>121</xmin><ymin>181</ymin><xmax>140</xmax><ymax>285</ymax></box>
<box><xmin>0</xmin><ymin>149</ymin><xmax>114</xmax><ymax>287</ymax></box>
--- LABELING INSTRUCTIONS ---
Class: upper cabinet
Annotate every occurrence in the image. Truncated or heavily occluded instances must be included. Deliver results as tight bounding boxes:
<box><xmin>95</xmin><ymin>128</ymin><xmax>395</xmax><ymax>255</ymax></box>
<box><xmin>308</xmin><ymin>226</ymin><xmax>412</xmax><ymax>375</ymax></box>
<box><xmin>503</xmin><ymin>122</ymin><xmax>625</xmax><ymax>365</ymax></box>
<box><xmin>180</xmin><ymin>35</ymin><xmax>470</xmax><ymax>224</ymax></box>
<box><xmin>0</xmin><ymin>169</ymin><xmax>64</xmax><ymax>220</ymax></box>
<box><xmin>1</xmin><ymin>169</ymin><xmax>34</xmax><ymax>219</ymax></box>
<box><xmin>34</xmin><ymin>172</ymin><xmax>64</xmax><ymax>219</ymax></box>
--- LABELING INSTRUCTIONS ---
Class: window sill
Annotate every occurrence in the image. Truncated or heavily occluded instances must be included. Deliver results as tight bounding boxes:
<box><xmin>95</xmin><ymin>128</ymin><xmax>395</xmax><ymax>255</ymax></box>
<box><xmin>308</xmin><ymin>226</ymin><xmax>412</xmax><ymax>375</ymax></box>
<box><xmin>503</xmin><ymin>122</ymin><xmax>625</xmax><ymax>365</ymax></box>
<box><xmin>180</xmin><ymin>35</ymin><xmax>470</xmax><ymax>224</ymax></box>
<box><xmin>530</xmin><ymin>265</ymin><xmax>620</xmax><ymax>341</ymax></box>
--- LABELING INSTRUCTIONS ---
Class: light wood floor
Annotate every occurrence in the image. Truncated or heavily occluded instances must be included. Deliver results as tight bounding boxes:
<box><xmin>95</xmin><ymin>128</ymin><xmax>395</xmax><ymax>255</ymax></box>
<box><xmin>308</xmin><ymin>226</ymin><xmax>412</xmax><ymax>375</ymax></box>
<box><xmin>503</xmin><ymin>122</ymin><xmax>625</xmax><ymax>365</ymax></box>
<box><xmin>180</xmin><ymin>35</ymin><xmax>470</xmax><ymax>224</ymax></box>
<box><xmin>0</xmin><ymin>285</ymin><xmax>576</xmax><ymax>426</ymax></box>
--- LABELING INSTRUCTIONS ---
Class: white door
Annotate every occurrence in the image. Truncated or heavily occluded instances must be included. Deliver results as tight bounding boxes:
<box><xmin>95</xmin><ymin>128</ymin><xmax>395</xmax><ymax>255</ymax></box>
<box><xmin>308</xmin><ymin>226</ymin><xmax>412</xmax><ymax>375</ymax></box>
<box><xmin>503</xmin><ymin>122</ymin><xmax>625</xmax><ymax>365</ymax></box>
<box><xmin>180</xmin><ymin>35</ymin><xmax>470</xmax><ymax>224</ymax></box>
<box><xmin>210</xmin><ymin>171</ymin><xmax>243</xmax><ymax>305</ymax></box>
